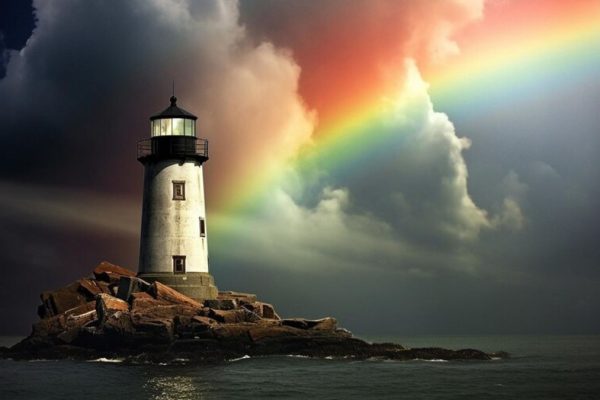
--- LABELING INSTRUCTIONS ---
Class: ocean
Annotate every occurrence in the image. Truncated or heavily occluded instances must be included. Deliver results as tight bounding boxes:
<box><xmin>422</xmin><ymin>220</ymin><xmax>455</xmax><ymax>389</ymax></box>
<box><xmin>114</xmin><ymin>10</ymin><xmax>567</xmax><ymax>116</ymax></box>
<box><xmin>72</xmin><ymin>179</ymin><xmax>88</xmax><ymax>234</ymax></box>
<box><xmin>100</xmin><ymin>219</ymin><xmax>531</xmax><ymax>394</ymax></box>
<box><xmin>1</xmin><ymin>335</ymin><xmax>599</xmax><ymax>399</ymax></box>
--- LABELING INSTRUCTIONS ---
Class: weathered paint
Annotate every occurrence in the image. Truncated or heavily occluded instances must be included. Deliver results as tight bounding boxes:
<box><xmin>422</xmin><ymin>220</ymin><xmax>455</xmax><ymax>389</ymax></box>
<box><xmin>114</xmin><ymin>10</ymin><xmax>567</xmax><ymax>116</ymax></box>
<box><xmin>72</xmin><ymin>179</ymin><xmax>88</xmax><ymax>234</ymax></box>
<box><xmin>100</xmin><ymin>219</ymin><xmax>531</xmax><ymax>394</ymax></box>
<box><xmin>138</xmin><ymin>159</ymin><xmax>209</xmax><ymax>274</ymax></box>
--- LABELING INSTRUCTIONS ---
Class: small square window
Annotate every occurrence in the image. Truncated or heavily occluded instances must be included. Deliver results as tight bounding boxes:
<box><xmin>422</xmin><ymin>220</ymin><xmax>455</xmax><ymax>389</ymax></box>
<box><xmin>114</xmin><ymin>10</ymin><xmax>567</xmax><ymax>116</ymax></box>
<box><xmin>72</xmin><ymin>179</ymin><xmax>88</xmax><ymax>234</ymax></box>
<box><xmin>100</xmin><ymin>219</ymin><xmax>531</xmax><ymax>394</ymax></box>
<box><xmin>173</xmin><ymin>181</ymin><xmax>185</xmax><ymax>200</ymax></box>
<box><xmin>199</xmin><ymin>217</ymin><xmax>206</xmax><ymax>237</ymax></box>
<box><xmin>173</xmin><ymin>255</ymin><xmax>186</xmax><ymax>274</ymax></box>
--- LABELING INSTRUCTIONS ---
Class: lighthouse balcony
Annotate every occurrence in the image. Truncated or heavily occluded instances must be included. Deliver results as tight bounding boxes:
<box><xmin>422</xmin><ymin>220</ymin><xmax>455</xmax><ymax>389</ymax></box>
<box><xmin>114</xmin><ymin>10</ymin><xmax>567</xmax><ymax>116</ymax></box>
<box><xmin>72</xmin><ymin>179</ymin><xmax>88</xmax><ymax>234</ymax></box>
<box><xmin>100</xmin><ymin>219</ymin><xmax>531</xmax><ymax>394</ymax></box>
<box><xmin>137</xmin><ymin>136</ymin><xmax>208</xmax><ymax>162</ymax></box>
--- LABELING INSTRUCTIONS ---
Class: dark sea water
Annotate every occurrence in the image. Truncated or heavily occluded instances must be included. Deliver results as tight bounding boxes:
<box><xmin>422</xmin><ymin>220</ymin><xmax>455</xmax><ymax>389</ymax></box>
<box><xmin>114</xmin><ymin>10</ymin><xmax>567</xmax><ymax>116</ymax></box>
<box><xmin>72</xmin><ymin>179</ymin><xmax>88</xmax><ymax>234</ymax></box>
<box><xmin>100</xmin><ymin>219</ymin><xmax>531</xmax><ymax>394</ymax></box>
<box><xmin>1</xmin><ymin>335</ymin><xmax>599</xmax><ymax>399</ymax></box>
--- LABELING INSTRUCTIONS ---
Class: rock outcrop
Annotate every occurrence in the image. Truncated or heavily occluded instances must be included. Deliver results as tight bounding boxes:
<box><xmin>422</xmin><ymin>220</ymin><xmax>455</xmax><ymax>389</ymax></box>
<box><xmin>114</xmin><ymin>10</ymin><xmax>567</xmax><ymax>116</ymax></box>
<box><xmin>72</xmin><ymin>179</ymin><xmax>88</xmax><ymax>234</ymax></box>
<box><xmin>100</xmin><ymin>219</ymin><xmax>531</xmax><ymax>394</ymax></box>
<box><xmin>1</xmin><ymin>261</ymin><xmax>507</xmax><ymax>363</ymax></box>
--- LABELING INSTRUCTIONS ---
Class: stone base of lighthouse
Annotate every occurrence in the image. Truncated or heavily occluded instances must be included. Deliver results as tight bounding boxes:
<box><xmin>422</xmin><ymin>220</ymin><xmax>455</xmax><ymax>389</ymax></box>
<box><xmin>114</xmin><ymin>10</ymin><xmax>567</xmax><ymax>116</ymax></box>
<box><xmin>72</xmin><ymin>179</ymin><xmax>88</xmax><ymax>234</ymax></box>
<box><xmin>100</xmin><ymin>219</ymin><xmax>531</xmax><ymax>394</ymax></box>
<box><xmin>137</xmin><ymin>272</ymin><xmax>218</xmax><ymax>301</ymax></box>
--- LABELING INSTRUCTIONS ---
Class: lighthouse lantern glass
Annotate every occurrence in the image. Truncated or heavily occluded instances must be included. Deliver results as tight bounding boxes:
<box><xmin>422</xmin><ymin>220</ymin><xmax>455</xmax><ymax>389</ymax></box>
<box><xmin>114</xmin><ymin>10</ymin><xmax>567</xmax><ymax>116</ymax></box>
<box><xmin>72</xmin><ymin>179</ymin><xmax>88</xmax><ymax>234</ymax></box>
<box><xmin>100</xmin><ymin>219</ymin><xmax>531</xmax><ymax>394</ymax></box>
<box><xmin>151</xmin><ymin>118</ymin><xmax>195</xmax><ymax>137</ymax></box>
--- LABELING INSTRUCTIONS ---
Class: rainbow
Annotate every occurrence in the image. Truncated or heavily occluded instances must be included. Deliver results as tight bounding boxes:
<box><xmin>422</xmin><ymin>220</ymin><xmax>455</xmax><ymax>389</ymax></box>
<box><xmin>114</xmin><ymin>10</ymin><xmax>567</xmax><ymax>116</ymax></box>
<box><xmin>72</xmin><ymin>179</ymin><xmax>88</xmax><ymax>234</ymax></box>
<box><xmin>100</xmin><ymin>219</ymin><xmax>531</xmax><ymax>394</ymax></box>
<box><xmin>211</xmin><ymin>0</ymin><xmax>600</xmax><ymax>226</ymax></box>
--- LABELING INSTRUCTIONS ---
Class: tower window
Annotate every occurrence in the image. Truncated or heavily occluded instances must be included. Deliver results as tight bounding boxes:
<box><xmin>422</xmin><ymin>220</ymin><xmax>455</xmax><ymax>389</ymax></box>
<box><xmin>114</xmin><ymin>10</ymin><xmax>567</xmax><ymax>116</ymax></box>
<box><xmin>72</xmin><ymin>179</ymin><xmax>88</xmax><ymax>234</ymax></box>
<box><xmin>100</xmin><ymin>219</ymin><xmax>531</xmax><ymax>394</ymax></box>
<box><xmin>172</xmin><ymin>181</ymin><xmax>185</xmax><ymax>200</ymax></box>
<box><xmin>199</xmin><ymin>217</ymin><xmax>206</xmax><ymax>237</ymax></box>
<box><xmin>173</xmin><ymin>256</ymin><xmax>186</xmax><ymax>274</ymax></box>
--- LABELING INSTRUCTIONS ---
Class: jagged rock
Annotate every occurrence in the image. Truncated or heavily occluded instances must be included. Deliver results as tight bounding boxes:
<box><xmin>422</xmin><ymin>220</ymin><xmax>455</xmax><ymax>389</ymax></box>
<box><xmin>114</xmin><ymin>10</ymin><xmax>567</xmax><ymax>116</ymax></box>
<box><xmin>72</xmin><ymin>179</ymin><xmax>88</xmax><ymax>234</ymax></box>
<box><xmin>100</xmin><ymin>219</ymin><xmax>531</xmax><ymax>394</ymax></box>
<box><xmin>116</xmin><ymin>276</ymin><xmax>151</xmax><ymax>302</ymax></box>
<box><xmin>311</xmin><ymin>317</ymin><xmax>337</xmax><ymax>331</ymax></box>
<box><xmin>56</xmin><ymin>310</ymin><xmax>98</xmax><ymax>344</ymax></box>
<box><xmin>281</xmin><ymin>318</ymin><xmax>337</xmax><ymax>330</ymax></box>
<box><xmin>41</xmin><ymin>283</ymin><xmax>88</xmax><ymax>316</ymax></box>
<box><xmin>93</xmin><ymin>261</ymin><xmax>136</xmax><ymax>283</ymax></box>
<box><xmin>174</xmin><ymin>315</ymin><xmax>218</xmax><ymax>338</ymax></box>
<box><xmin>217</xmin><ymin>291</ymin><xmax>257</xmax><ymax>304</ymax></box>
<box><xmin>66</xmin><ymin>310</ymin><xmax>97</xmax><ymax>329</ymax></box>
<box><xmin>32</xmin><ymin>314</ymin><xmax>66</xmax><ymax>337</ymax></box>
<box><xmin>131</xmin><ymin>313</ymin><xmax>174</xmax><ymax>341</ymax></box>
<box><xmin>204</xmin><ymin>299</ymin><xmax>237</xmax><ymax>310</ymax></box>
<box><xmin>209</xmin><ymin>308</ymin><xmax>261</xmax><ymax>323</ymax></box>
<box><xmin>64</xmin><ymin>301</ymin><xmax>96</xmax><ymax>318</ymax></box>
<box><xmin>248</xmin><ymin>325</ymin><xmax>307</xmax><ymax>342</ymax></box>
<box><xmin>130</xmin><ymin>292</ymin><xmax>171</xmax><ymax>311</ymax></box>
<box><xmin>103</xmin><ymin>310</ymin><xmax>135</xmax><ymax>337</ymax></box>
<box><xmin>37</xmin><ymin>292</ymin><xmax>55</xmax><ymax>318</ymax></box>
<box><xmin>77</xmin><ymin>278</ymin><xmax>105</xmax><ymax>299</ymax></box>
<box><xmin>4</xmin><ymin>262</ymin><xmax>508</xmax><ymax>363</ymax></box>
<box><xmin>150</xmin><ymin>281</ymin><xmax>202</xmax><ymax>308</ymax></box>
<box><xmin>211</xmin><ymin>323</ymin><xmax>255</xmax><ymax>340</ymax></box>
<box><xmin>96</xmin><ymin>293</ymin><xmax>129</xmax><ymax>323</ymax></box>
<box><xmin>242</xmin><ymin>301</ymin><xmax>280</xmax><ymax>319</ymax></box>
<box><xmin>135</xmin><ymin>304</ymin><xmax>201</xmax><ymax>320</ymax></box>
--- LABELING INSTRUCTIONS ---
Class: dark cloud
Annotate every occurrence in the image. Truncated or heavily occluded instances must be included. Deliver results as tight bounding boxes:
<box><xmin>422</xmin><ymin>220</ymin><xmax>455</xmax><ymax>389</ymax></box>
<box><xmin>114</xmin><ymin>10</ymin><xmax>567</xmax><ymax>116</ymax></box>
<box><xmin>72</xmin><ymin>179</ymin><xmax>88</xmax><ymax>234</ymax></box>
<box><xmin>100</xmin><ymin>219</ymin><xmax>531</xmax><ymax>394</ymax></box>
<box><xmin>0</xmin><ymin>0</ymin><xmax>598</xmax><ymax>336</ymax></box>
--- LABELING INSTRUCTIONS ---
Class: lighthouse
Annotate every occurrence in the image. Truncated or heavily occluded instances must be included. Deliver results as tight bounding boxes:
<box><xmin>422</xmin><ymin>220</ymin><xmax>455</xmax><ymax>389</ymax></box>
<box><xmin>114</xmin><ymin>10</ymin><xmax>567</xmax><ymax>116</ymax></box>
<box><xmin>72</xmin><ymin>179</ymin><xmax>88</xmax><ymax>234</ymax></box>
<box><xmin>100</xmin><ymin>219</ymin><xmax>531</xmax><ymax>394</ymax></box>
<box><xmin>137</xmin><ymin>95</ymin><xmax>218</xmax><ymax>300</ymax></box>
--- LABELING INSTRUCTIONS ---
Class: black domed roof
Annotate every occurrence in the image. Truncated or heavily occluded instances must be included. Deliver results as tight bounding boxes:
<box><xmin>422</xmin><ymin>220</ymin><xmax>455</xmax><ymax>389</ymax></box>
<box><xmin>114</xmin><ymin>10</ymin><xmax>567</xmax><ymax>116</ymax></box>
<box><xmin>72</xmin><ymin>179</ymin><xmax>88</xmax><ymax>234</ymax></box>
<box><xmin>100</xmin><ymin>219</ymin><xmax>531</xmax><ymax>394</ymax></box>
<box><xmin>150</xmin><ymin>96</ymin><xmax>197</xmax><ymax>121</ymax></box>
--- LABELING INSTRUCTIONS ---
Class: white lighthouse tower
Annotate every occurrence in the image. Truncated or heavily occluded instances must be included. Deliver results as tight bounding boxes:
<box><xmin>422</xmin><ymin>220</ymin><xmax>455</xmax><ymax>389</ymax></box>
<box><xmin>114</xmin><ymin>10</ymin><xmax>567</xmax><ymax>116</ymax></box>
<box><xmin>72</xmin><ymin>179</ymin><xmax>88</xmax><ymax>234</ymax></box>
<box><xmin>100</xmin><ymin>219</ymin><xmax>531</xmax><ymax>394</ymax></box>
<box><xmin>137</xmin><ymin>95</ymin><xmax>218</xmax><ymax>300</ymax></box>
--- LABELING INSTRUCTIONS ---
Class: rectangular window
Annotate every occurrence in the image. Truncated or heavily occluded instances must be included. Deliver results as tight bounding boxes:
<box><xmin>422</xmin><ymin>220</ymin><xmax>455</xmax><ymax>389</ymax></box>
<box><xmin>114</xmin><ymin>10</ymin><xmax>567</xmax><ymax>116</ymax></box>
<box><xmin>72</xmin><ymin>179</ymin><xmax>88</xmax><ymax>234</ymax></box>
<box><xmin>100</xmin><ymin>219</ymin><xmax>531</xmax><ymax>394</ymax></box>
<box><xmin>173</xmin><ymin>256</ymin><xmax>186</xmax><ymax>274</ymax></box>
<box><xmin>172</xmin><ymin>181</ymin><xmax>185</xmax><ymax>200</ymax></box>
<box><xmin>199</xmin><ymin>217</ymin><xmax>206</xmax><ymax>237</ymax></box>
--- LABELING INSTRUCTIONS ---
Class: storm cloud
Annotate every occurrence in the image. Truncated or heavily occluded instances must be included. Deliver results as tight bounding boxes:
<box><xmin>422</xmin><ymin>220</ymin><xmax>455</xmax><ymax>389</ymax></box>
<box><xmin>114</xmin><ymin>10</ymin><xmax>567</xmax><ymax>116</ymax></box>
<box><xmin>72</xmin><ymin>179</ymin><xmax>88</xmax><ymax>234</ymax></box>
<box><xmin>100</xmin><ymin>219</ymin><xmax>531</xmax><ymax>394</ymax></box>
<box><xmin>0</xmin><ymin>0</ymin><xmax>599</xmax><ymax>335</ymax></box>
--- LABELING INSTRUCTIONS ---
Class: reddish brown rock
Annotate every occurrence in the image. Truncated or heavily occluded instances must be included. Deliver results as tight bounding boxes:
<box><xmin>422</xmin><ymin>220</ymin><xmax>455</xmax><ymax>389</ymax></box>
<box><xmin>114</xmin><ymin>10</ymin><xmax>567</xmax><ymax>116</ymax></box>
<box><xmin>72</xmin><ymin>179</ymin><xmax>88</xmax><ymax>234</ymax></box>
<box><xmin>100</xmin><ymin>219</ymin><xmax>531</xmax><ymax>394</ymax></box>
<box><xmin>116</xmin><ymin>276</ymin><xmax>151</xmax><ymax>302</ymax></box>
<box><xmin>149</xmin><ymin>281</ymin><xmax>201</xmax><ymax>308</ymax></box>
<box><xmin>65</xmin><ymin>309</ymin><xmax>97</xmax><ymax>329</ymax></box>
<box><xmin>103</xmin><ymin>310</ymin><xmax>135</xmax><ymax>336</ymax></box>
<box><xmin>208</xmin><ymin>308</ymin><xmax>260</xmax><ymax>324</ymax></box>
<box><xmin>134</xmin><ymin>304</ymin><xmax>201</xmax><ymax>320</ymax></box>
<box><xmin>37</xmin><ymin>292</ymin><xmax>55</xmax><ymax>318</ymax></box>
<box><xmin>203</xmin><ymin>299</ymin><xmax>237</xmax><ymax>310</ymax></box>
<box><xmin>77</xmin><ymin>278</ymin><xmax>104</xmax><ymax>299</ymax></box>
<box><xmin>64</xmin><ymin>301</ymin><xmax>96</xmax><ymax>318</ymax></box>
<box><xmin>211</xmin><ymin>323</ymin><xmax>254</xmax><ymax>339</ymax></box>
<box><xmin>217</xmin><ymin>291</ymin><xmax>257</xmax><ymax>304</ymax></box>
<box><xmin>281</xmin><ymin>318</ymin><xmax>337</xmax><ymax>330</ymax></box>
<box><xmin>248</xmin><ymin>325</ymin><xmax>306</xmax><ymax>342</ymax></box>
<box><xmin>32</xmin><ymin>314</ymin><xmax>66</xmax><ymax>337</ymax></box>
<box><xmin>96</xmin><ymin>293</ymin><xmax>129</xmax><ymax>323</ymax></box>
<box><xmin>192</xmin><ymin>316</ymin><xmax>218</xmax><ymax>326</ymax></box>
<box><xmin>242</xmin><ymin>302</ymin><xmax>280</xmax><ymax>319</ymax></box>
<box><xmin>130</xmin><ymin>294</ymin><xmax>171</xmax><ymax>311</ymax></box>
<box><xmin>93</xmin><ymin>261</ymin><xmax>136</xmax><ymax>283</ymax></box>
<box><xmin>47</xmin><ymin>283</ymin><xmax>88</xmax><ymax>316</ymax></box>
<box><xmin>311</xmin><ymin>317</ymin><xmax>337</xmax><ymax>331</ymax></box>
<box><xmin>95</xmin><ymin>280</ymin><xmax>112</xmax><ymax>294</ymax></box>
<box><xmin>131</xmin><ymin>313</ymin><xmax>174</xmax><ymax>341</ymax></box>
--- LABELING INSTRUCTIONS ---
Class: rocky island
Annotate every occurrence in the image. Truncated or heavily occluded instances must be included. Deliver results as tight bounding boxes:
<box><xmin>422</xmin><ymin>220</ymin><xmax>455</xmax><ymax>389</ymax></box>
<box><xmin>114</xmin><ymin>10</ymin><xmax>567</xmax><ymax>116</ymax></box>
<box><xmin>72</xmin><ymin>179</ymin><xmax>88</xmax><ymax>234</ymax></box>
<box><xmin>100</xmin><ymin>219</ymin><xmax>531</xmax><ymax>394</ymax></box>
<box><xmin>0</xmin><ymin>261</ymin><xmax>507</xmax><ymax>363</ymax></box>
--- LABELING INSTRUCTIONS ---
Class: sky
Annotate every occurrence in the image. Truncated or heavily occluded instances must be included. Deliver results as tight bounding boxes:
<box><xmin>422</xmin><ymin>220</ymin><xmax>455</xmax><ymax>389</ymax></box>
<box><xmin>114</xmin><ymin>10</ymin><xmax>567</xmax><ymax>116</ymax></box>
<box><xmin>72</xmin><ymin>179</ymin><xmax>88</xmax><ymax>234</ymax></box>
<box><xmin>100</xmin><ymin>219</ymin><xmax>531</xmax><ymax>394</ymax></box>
<box><xmin>0</xmin><ymin>0</ymin><xmax>599</xmax><ymax>335</ymax></box>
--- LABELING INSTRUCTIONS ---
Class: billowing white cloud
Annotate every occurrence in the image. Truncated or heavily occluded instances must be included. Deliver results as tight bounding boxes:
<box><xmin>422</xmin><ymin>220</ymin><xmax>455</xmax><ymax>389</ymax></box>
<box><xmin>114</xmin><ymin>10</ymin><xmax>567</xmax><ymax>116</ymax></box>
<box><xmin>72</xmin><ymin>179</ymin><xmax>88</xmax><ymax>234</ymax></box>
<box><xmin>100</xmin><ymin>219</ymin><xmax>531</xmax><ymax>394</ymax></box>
<box><xmin>214</xmin><ymin>60</ymin><xmax>523</xmax><ymax>275</ymax></box>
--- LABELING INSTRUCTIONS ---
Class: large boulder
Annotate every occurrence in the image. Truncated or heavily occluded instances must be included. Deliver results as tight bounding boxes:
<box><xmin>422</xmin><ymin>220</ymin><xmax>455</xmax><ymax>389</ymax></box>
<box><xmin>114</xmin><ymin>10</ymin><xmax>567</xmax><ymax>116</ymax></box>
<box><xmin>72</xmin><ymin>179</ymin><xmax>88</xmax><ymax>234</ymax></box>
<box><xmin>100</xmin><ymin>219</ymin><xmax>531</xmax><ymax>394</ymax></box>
<box><xmin>203</xmin><ymin>299</ymin><xmax>237</xmax><ymax>310</ymax></box>
<box><xmin>96</xmin><ymin>293</ymin><xmax>129</xmax><ymax>323</ymax></box>
<box><xmin>242</xmin><ymin>301</ymin><xmax>280</xmax><ymax>319</ymax></box>
<box><xmin>130</xmin><ymin>292</ymin><xmax>170</xmax><ymax>311</ymax></box>
<box><xmin>116</xmin><ymin>276</ymin><xmax>151</xmax><ymax>302</ymax></box>
<box><xmin>217</xmin><ymin>291</ymin><xmax>257</xmax><ymax>304</ymax></box>
<box><xmin>64</xmin><ymin>301</ymin><xmax>96</xmax><ymax>318</ymax></box>
<box><xmin>43</xmin><ymin>283</ymin><xmax>88</xmax><ymax>316</ymax></box>
<box><xmin>32</xmin><ymin>314</ymin><xmax>66</xmax><ymax>337</ymax></box>
<box><xmin>103</xmin><ymin>310</ymin><xmax>135</xmax><ymax>337</ymax></box>
<box><xmin>149</xmin><ymin>281</ymin><xmax>201</xmax><ymax>308</ymax></box>
<box><xmin>93</xmin><ymin>261</ymin><xmax>136</xmax><ymax>283</ymax></box>
<box><xmin>281</xmin><ymin>318</ymin><xmax>337</xmax><ymax>331</ymax></box>
<box><xmin>208</xmin><ymin>308</ymin><xmax>261</xmax><ymax>324</ymax></box>
<box><xmin>131</xmin><ymin>313</ymin><xmax>174</xmax><ymax>341</ymax></box>
<box><xmin>248</xmin><ymin>325</ymin><xmax>307</xmax><ymax>342</ymax></box>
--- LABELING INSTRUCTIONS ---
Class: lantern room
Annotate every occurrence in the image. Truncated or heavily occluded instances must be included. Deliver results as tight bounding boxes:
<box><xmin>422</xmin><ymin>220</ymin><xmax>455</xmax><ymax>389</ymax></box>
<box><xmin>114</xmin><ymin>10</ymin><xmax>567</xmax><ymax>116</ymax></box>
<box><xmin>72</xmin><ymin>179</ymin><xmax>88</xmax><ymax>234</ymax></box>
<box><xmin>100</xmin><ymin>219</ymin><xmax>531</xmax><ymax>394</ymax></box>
<box><xmin>150</xmin><ymin>96</ymin><xmax>197</xmax><ymax>137</ymax></box>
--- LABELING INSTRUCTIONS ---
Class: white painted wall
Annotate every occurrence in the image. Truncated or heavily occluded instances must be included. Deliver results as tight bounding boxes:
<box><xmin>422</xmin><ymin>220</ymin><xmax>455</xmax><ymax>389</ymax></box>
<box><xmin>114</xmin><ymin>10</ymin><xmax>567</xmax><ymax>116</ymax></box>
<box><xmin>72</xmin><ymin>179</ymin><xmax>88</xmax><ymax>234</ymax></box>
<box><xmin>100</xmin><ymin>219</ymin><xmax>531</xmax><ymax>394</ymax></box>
<box><xmin>139</xmin><ymin>160</ymin><xmax>209</xmax><ymax>274</ymax></box>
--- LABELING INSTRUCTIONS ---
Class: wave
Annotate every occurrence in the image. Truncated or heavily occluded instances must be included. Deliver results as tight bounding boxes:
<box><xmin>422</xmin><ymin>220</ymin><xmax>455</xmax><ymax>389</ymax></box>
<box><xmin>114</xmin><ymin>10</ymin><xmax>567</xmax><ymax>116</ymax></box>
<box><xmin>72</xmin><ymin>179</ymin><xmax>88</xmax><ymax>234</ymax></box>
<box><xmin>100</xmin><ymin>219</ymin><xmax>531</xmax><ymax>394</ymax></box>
<box><xmin>87</xmin><ymin>357</ymin><xmax>123</xmax><ymax>363</ymax></box>
<box><xmin>228</xmin><ymin>355</ymin><xmax>251</xmax><ymax>362</ymax></box>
